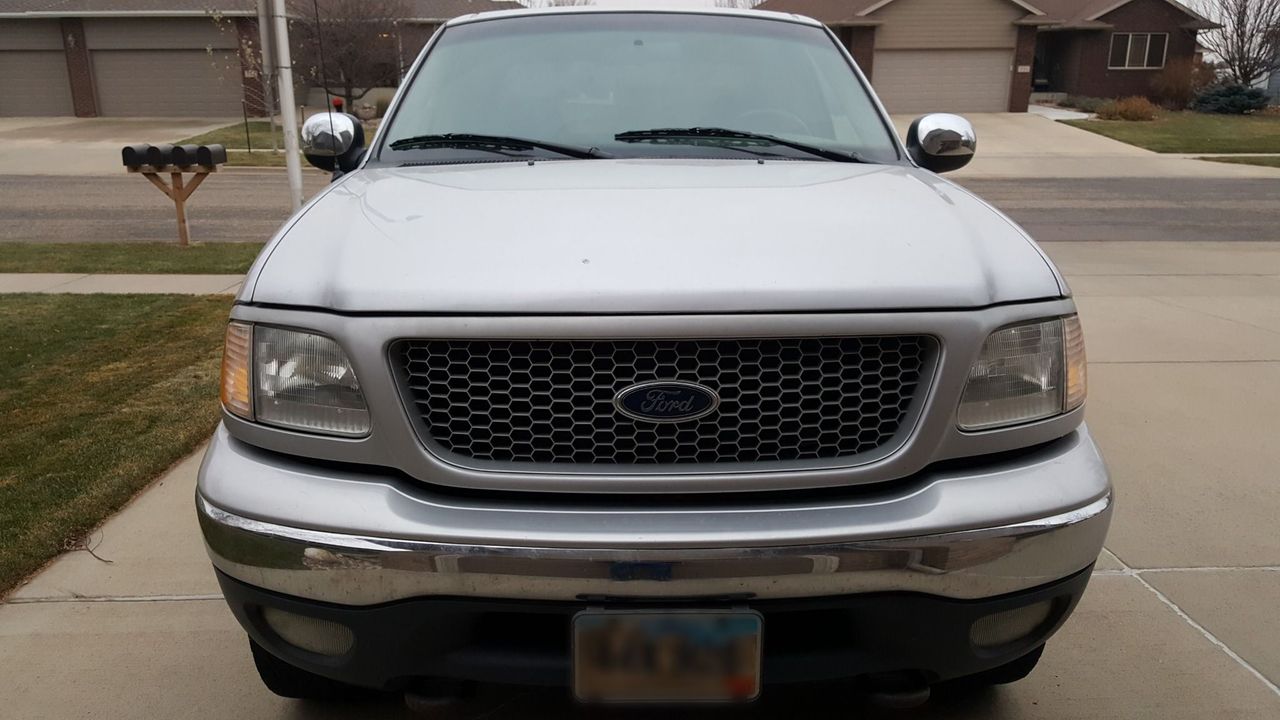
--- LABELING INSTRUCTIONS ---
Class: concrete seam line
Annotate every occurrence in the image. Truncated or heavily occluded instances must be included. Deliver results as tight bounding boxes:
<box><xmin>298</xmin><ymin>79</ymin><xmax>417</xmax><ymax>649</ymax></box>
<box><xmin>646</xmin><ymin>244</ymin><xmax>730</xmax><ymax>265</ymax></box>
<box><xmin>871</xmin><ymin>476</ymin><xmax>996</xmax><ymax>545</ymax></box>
<box><xmin>1131</xmin><ymin>573</ymin><xmax>1280</xmax><ymax>698</ymax></box>
<box><xmin>4</xmin><ymin>594</ymin><xmax>224</xmax><ymax>604</ymax></box>
<box><xmin>1106</xmin><ymin>547</ymin><xmax>1280</xmax><ymax>698</ymax></box>
<box><xmin>1138</xmin><ymin>566</ymin><xmax>1280</xmax><ymax>573</ymax></box>
<box><xmin>1090</xmin><ymin>360</ymin><xmax>1280</xmax><ymax>365</ymax></box>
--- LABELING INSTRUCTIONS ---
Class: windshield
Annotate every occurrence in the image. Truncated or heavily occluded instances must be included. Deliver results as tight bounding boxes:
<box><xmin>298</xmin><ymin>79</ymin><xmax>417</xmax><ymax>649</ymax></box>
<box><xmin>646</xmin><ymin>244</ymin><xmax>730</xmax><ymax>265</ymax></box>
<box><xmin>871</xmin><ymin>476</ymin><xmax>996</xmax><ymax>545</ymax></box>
<box><xmin>377</xmin><ymin>13</ymin><xmax>900</xmax><ymax>165</ymax></box>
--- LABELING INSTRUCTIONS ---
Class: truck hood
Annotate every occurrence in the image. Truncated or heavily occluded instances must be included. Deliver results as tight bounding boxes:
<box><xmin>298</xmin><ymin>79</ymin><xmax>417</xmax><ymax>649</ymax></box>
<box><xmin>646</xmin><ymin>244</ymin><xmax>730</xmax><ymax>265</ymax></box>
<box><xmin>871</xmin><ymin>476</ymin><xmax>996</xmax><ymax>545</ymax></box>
<box><xmin>247</xmin><ymin>160</ymin><xmax>1062</xmax><ymax>313</ymax></box>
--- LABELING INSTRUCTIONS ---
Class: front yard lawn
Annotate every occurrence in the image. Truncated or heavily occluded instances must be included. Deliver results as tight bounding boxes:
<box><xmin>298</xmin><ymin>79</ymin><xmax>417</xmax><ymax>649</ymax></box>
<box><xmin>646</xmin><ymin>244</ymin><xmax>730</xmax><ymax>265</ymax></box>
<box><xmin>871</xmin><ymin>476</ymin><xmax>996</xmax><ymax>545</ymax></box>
<box><xmin>226</xmin><ymin>150</ymin><xmax>294</xmax><ymax>167</ymax></box>
<box><xmin>176</xmin><ymin>121</ymin><xmax>294</xmax><ymax>166</ymax></box>
<box><xmin>1062</xmin><ymin>113</ymin><xmax>1280</xmax><ymax>154</ymax></box>
<box><xmin>0</xmin><ymin>243</ymin><xmax>263</xmax><ymax>274</ymax></box>
<box><xmin>1198</xmin><ymin>155</ymin><xmax>1280</xmax><ymax>168</ymax></box>
<box><xmin>0</xmin><ymin>294</ymin><xmax>232</xmax><ymax>594</ymax></box>
<box><xmin>178</xmin><ymin>120</ymin><xmax>283</xmax><ymax>150</ymax></box>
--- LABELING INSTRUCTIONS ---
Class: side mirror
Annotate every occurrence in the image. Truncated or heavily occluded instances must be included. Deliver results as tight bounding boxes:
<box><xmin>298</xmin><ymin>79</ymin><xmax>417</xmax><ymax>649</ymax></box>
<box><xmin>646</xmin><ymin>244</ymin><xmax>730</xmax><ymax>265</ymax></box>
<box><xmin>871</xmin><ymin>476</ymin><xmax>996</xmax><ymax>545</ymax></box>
<box><xmin>905</xmin><ymin>113</ymin><xmax>976</xmax><ymax>174</ymax></box>
<box><xmin>301</xmin><ymin>112</ymin><xmax>365</xmax><ymax>174</ymax></box>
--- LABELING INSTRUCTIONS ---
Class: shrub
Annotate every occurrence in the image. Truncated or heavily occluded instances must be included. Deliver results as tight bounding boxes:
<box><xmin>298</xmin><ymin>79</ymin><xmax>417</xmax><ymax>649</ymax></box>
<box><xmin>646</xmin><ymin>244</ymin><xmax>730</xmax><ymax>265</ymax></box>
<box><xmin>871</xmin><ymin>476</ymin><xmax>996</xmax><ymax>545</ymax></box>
<box><xmin>1059</xmin><ymin>95</ymin><xmax>1106</xmax><ymax>112</ymax></box>
<box><xmin>1191</xmin><ymin>84</ymin><xmax>1269</xmax><ymax>114</ymax></box>
<box><xmin>375</xmin><ymin>96</ymin><xmax>392</xmax><ymax>118</ymax></box>
<box><xmin>1150</xmin><ymin>57</ymin><xmax>1217</xmax><ymax>109</ymax></box>
<box><xmin>1096</xmin><ymin>96</ymin><xmax>1160</xmax><ymax>121</ymax></box>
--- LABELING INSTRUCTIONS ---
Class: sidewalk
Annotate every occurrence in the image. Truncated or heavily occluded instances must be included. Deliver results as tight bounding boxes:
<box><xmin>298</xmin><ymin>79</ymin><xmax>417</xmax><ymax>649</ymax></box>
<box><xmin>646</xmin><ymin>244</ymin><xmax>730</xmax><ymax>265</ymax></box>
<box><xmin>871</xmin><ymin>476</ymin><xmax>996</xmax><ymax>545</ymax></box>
<box><xmin>0</xmin><ymin>273</ymin><xmax>243</xmax><ymax>294</ymax></box>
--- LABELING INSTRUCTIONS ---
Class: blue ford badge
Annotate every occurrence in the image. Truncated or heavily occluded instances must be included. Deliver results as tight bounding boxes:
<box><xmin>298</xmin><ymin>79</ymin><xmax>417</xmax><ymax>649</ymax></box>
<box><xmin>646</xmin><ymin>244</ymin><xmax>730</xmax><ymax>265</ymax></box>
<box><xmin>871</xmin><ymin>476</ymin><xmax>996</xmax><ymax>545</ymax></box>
<box><xmin>614</xmin><ymin>380</ymin><xmax>720</xmax><ymax>423</ymax></box>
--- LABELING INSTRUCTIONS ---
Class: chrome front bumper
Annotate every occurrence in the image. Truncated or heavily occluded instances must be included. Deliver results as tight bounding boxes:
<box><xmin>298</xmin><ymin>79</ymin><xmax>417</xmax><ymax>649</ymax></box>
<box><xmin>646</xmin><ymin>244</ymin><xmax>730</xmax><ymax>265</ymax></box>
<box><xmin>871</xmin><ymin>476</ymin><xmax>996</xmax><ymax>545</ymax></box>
<box><xmin>198</xmin><ymin>426</ymin><xmax>1112</xmax><ymax>606</ymax></box>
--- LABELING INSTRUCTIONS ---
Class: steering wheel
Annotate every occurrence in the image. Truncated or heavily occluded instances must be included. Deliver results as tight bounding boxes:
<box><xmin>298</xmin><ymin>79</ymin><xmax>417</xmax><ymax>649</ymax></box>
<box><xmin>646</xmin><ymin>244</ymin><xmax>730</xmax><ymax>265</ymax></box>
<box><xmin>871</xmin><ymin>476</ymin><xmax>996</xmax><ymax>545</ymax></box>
<box><xmin>736</xmin><ymin>108</ymin><xmax>812</xmax><ymax>137</ymax></box>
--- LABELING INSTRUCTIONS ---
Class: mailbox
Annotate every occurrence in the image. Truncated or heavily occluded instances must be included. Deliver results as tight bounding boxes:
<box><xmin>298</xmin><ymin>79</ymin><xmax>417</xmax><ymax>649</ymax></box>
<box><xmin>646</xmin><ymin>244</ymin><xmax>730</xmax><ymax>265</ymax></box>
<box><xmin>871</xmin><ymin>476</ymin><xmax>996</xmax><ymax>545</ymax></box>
<box><xmin>122</xmin><ymin>143</ymin><xmax>228</xmax><ymax>245</ymax></box>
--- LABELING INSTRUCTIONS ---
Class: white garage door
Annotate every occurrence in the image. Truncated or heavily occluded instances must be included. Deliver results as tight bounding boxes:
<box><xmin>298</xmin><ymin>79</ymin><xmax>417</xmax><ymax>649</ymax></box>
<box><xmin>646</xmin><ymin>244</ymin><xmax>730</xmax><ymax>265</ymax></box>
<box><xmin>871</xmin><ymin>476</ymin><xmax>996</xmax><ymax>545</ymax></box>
<box><xmin>91</xmin><ymin>50</ymin><xmax>243</xmax><ymax>117</ymax></box>
<box><xmin>873</xmin><ymin>49</ymin><xmax>1012</xmax><ymax>114</ymax></box>
<box><xmin>0</xmin><ymin>51</ymin><xmax>74</xmax><ymax>116</ymax></box>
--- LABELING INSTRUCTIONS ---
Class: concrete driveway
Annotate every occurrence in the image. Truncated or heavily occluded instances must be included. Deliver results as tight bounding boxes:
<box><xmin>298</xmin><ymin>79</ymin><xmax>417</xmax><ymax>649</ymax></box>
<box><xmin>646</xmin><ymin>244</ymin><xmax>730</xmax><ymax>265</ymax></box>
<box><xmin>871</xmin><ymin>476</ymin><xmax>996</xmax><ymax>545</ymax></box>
<box><xmin>891</xmin><ymin>113</ymin><xmax>1280</xmax><ymax>178</ymax></box>
<box><xmin>3</xmin><ymin>239</ymin><xmax>1280</xmax><ymax>718</ymax></box>
<box><xmin>0</xmin><ymin>117</ymin><xmax>234</xmax><ymax>176</ymax></box>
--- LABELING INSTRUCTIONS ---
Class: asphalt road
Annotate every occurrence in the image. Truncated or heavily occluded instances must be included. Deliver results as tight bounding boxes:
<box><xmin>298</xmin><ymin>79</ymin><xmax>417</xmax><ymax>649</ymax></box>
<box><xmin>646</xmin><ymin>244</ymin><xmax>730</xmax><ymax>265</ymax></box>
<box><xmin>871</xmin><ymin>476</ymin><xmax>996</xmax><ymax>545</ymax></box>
<box><xmin>0</xmin><ymin>172</ymin><xmax>330</xmax><ymax>244</ymax></box>
<box><xmin>1</xmin><ymin>173</ymin><xmax>1277</xmax><ymax>244</ymax></box>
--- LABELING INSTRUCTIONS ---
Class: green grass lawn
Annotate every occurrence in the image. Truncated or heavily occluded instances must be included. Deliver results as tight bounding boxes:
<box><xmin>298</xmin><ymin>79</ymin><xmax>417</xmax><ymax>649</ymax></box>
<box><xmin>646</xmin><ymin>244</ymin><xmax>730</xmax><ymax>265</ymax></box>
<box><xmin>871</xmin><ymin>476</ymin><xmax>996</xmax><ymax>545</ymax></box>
<box><xmin>178</xmin><ymin>120</ymin><xmax>283</xmax><ymax>150</ymax></box>
<box><xmin>176</xmin><ymin>121</ymin><xmax>293</xmax><ymax>167</ymax></box>
<box><xmin>0</xmin><ymin>294</ymin><xmax>232</xmax><ymax>593</ymax></box>
<box><xmin>0</xmin><ymin>243</ymin><xmax>263</xmax><ymax>274</ymax></box>
<box><xmin>1197</xmin><ymin>155</ymin><xmax>1280</xmax><ymax>168</ymax></box>
<box><xmin>1062</xmin><ymin>112</ymin><xmax>1280</xmax><ymax>153</ymax></box>
<box><xmin>226</xmin><ymin>150</ymin><xmax>294</xmax><ymax>167</ymax></box>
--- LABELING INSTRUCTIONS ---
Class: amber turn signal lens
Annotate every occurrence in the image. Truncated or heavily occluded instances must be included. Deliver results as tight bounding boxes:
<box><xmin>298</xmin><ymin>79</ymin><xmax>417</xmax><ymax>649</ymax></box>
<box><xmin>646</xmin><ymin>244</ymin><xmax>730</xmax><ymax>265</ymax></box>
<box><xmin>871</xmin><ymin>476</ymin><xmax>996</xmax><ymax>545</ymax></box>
<box><xmin>221</xmin><ymin>321</ymin><xmax>253</xmax><ymax>419</ymax></box>
<box><xmin>1064</xmin><ymin>314</ymin><xmax>1087</xmax><ymax>411</ymax></box>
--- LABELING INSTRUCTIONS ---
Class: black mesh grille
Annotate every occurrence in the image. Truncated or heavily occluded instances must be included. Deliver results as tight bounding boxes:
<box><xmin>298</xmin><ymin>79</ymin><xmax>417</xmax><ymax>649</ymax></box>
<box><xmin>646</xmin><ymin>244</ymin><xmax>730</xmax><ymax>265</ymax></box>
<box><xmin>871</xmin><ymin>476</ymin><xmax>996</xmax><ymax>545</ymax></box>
<box><xmin>394</xmin><ymin>337</ymin><xmax>932</xmax><ymax>465</ymax></box>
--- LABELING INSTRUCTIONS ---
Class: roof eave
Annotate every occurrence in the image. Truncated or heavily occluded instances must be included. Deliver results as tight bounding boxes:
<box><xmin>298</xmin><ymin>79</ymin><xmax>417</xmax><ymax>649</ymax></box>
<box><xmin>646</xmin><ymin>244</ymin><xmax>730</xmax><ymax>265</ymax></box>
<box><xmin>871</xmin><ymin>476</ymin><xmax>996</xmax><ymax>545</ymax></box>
<box><xmin>1036</xmin><ymin>21</ymin><xmax>1114</xmax><ymax>31</ymax></box>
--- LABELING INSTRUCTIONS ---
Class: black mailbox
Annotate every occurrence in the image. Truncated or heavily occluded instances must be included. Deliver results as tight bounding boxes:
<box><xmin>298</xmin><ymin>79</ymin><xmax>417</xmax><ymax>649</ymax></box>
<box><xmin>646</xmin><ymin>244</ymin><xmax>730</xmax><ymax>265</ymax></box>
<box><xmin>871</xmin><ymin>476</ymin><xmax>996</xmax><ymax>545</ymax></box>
<box><xmin>122</xmin><ymin>143</ymin><xmax>227</xmax><ymax>169</ymax></box>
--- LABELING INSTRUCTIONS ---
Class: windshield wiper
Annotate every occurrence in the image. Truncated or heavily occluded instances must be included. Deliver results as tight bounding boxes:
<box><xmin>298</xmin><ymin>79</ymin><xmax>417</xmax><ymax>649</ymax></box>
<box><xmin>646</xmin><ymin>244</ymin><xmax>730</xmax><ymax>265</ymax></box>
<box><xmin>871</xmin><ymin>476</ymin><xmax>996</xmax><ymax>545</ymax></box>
<box><xmin>614</xmin><ymin>127</ymin><xmax>867</xmax><ymax>163</ymax></box>
<box><xmin>388</xmin><ymin>133</ymin><xmax>610</xmax><ymax>160</ymax></box>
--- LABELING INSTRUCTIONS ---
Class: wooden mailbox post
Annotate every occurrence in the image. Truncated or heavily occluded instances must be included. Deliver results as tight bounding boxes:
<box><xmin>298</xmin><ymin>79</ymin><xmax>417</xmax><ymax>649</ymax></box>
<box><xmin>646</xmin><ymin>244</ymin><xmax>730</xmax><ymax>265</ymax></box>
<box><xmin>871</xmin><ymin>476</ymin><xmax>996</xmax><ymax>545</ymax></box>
<box><xmin>123</xmin><ymin>144</ymin><xmax>228</xmax><ymax>246</ymax></box>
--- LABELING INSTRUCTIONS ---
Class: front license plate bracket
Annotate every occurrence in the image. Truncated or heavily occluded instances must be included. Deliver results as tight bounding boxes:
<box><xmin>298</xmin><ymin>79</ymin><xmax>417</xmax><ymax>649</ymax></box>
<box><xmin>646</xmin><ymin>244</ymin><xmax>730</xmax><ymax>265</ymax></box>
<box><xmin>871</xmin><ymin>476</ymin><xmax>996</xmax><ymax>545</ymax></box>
<box><xmin>571</xmin><ymin>609</ymin><xmax>763</xmax><ymax>704</ymax></box>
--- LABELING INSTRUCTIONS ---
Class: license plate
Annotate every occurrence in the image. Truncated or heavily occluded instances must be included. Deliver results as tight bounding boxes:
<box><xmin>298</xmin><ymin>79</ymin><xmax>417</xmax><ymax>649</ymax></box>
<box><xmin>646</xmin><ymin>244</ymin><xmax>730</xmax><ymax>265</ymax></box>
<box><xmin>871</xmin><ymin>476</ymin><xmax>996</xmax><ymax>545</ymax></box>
<box><xmin>572</xmin><ymin>609</ymin><xmax>763</xmax><ymax>703</ymax></box>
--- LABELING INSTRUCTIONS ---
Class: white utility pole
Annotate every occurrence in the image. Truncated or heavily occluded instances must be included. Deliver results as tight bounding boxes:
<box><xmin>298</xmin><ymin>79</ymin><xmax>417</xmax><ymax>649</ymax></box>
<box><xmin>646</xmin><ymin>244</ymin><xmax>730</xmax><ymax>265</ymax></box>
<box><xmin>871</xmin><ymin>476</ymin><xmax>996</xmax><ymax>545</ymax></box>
<box><xmin>271</xmin><ymin>0</ymin><xmax>304</xmax><ymax>211</ymax></box>
<box><xmin>255</xmin><ymin>0</ymin><xmax>278</xmax><ymax>153</ymax></box>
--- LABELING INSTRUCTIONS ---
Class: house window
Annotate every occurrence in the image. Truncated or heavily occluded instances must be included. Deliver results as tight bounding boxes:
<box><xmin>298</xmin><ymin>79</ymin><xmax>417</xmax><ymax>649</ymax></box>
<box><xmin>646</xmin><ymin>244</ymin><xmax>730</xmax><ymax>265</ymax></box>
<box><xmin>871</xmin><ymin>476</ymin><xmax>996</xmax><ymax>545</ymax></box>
<box><xmin>1108</xmin><ymin>33</ymin><xmax>1168</xmax><ymax>69</ymax></box>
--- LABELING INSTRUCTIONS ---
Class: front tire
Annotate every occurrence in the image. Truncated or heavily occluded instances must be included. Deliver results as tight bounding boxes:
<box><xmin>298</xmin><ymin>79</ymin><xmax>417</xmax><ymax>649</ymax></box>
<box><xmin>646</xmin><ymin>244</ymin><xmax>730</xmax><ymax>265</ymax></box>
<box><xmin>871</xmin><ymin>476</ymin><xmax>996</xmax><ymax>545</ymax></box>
<box><xmin>249</xmin><ymin>639</ymin><xmax>367</xmax><ymax>700</ymax></box>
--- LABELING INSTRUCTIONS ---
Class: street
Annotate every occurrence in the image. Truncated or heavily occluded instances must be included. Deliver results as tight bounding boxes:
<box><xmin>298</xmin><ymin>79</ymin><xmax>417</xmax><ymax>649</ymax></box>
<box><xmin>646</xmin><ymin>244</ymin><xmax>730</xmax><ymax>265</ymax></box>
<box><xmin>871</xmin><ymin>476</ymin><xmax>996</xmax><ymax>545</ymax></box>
<box><xmin>2</xmin><ymin>172</ymin><xmax>1278</xmax><ymax>245</ymax></box>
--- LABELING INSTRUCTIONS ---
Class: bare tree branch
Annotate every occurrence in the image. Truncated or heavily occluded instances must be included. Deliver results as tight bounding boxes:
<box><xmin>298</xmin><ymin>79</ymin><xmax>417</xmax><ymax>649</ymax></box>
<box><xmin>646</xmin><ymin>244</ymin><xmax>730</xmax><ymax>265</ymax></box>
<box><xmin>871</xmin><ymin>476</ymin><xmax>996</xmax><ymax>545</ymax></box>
<box><xmin>1196</xmin><ymin>0</ymin><xmax>1280</xmax><ymax>86</ymax></box>
<box><xmin>287</xmin><ymin>0</ymin><xmax>410</xmax><ymax>107</ymax></box>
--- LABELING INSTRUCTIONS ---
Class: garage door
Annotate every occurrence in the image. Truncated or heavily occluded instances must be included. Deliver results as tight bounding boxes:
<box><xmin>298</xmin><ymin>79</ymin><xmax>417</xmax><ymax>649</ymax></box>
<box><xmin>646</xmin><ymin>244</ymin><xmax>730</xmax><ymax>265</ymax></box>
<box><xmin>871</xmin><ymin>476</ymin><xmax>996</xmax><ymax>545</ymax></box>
<box><xmin>0</xmin><ymin>51</ymin><xmax>74</xmax><ymax>116</ymax></box>
<box><xmin>91</xmin><ymin>50</ymin><xmax>242</xmax><ymax>117</ymax></box>
<box><xmin>873</xmin><ymin>49</ymin><xmax>1012</xmax><ymax>114</ymax></box>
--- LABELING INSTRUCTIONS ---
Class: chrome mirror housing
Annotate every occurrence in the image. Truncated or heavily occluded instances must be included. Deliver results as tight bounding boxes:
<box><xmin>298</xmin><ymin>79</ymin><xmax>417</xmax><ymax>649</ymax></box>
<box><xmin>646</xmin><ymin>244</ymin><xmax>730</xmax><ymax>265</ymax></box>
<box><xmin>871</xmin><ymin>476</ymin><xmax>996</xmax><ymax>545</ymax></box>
<box><xmin>301</xmin><ymin>112</ymin><xmax>357</xmax><ymax>157</ymax></box>
<box><xmin>905</xmin><ymin>113</ymin><xmax>977</xmax><ymax>174</ymax></box>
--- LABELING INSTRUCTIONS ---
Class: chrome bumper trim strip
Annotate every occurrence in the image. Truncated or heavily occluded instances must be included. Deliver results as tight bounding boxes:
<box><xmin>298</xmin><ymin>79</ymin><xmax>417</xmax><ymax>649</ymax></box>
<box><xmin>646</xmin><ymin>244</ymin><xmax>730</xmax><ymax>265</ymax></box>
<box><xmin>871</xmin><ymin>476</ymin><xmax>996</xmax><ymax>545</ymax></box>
<box><xmin>199</xmin><ymin>493</ymin><xmax>1111</xmax><ymax>605</ymax></box>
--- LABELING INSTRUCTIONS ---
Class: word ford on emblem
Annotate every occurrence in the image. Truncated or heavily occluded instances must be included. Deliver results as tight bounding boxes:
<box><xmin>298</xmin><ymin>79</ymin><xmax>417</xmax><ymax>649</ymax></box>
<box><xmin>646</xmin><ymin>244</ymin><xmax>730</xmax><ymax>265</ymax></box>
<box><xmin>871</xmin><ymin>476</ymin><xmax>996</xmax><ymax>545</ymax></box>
<box><xmin>613</xmin><ymin>381</ymin><xmax>720</xmax><ymax>423</ymax></box>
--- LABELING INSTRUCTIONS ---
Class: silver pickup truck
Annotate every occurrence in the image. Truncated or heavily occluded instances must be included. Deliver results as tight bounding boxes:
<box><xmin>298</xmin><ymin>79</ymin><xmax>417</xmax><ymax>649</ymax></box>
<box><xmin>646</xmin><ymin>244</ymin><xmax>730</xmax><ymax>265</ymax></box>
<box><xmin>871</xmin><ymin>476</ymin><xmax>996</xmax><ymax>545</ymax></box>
<box><xmin>200</xmin><ymin>6</ymin><xmax>1111</xmax><ymax>709</ymax></box>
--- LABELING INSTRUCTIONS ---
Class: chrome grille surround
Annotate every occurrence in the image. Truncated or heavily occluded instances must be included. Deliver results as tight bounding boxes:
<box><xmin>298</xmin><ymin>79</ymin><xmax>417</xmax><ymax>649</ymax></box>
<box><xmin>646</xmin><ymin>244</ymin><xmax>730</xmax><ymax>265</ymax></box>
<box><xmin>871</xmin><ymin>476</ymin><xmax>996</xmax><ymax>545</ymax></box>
<box><xmin>392</xmin><ymin>336</ymin><xmax>937</xmax><ymax>469</ymax></box>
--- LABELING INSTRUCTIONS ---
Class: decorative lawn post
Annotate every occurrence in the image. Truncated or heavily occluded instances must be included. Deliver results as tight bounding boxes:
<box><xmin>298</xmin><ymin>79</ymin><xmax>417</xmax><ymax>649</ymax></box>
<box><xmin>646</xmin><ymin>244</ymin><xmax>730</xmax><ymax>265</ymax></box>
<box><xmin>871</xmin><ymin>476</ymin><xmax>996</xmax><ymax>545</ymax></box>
<box><xmin>122</xmin><ymin>144</ymin><xmax>228</xmax><ymax>246</ymax></box>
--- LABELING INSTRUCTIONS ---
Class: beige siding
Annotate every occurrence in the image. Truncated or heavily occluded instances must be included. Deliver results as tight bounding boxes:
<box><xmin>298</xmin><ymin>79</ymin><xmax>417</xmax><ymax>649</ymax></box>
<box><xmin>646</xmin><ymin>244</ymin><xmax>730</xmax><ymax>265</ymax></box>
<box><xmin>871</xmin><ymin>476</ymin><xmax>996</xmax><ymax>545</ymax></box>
<box><xmin>0</xmin><ymin>51</ymin><xmax>74</xmax><ymax>116</ymax></box>
<box><xmin>83</xmin><ymin>17</ymin><xmax>238</xmax><ymax>51</ymax></box>
<box><xmin>870</xmin><ymin>0</ymin><xmax>1023</xmax><ymax>50</ymax></box>
<box><xmin>92</xmin><ymin>49</ymin><xmax>242</xmax><ymax>117</ymax></box>
<box><xmin>873</xmin><ymin>49</ymin><xmax>1012</xmax><ymax>113</ymax></box>
<box><xmin>0</xmin><ymin>20</ymin><xmax>64</xmax><ymax>50</ymax></box>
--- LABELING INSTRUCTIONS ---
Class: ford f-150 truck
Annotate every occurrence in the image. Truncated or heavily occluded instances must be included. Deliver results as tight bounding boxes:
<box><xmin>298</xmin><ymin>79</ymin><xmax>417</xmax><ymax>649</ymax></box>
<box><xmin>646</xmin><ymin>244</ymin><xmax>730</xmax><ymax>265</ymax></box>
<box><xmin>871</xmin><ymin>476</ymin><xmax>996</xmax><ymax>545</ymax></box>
<box><xmin>200</xmin><ymin>6</ymin><xmax>1111</xmax><ymax>709</ymax></box>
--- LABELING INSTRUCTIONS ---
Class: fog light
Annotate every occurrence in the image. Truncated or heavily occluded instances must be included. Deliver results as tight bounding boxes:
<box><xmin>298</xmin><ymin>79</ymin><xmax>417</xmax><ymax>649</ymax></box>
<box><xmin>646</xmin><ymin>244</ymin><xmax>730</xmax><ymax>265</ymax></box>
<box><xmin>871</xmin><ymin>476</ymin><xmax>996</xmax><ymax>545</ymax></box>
<box><xmin>261</xmin><ymin>607</ymin><xmax>354</xmax><ymax>656</ymax></box>
<box><xmin>970</xmin><ymin>601</ymin><xmax>1053</xmax><ymax>648</ymax></box>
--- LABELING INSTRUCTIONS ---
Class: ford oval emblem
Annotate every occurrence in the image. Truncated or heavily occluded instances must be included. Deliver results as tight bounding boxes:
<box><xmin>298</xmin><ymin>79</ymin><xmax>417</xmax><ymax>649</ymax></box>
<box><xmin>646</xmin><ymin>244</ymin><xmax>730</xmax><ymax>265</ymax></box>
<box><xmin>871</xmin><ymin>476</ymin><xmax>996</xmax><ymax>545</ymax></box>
<box><xmin>614</xmin><ymin>380</ymin><xmax>720</xmax><ymax>424</ymax></box>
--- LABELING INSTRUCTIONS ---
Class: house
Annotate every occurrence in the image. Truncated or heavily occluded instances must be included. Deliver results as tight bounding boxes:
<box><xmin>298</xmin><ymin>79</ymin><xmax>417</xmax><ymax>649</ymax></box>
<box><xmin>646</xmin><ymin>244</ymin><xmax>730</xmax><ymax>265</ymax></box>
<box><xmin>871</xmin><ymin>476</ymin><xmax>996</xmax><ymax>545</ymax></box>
<box><xmin>0</xmin><ymin>0</ymin><xmax>518</xmax><ymax>118</ymax></box>
<box><xmin>0</xmin><ymin>1</ymin><xmax>262</xmax><ymax>118</ymax></box>
<box><xmin>1030</xmin><ymin>0</ymin><xmax>1218</xmax><ymax>100</ymax></box>
<box><xmin>755</xmin><ymin>0</ymin><xmax>1217</xmax><ymax>113</ymax></box>
<box><xmin>397</xmin><ymin>0</ymin><xmax>523</xmax><ymax>59</ymax></box>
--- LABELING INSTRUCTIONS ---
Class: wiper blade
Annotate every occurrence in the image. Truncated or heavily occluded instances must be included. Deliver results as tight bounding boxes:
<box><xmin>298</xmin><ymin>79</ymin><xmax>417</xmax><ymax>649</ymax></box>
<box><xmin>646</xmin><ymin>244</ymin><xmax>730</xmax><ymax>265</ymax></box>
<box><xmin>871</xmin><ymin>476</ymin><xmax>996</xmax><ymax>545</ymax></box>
<box><xmin>614</xmin><ymin>127</ymin><xmax>867</xmax><ymax>163</ymax></box>
<box><xmin>388</xmin><ymin>133</ymin><xmax>610</xmax><ymax>159</ymax></box>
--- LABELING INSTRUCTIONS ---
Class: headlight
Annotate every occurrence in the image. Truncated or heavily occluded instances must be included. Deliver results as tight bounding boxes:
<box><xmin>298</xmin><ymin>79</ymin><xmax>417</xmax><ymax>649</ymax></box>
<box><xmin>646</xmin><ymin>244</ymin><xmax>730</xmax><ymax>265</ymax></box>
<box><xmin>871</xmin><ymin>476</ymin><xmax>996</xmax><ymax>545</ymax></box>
<box><xmin>218</xmin><ymin>322</ymin><xmax>370</xmax><ymax>437</ymax></box>
<box><xmin>957</xmin><ymin>315</ymin><xmax>1086</xmax><ymax>431</ymax></box>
